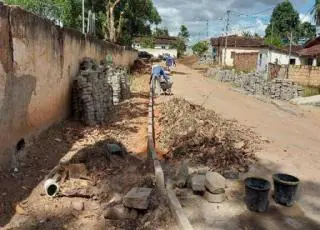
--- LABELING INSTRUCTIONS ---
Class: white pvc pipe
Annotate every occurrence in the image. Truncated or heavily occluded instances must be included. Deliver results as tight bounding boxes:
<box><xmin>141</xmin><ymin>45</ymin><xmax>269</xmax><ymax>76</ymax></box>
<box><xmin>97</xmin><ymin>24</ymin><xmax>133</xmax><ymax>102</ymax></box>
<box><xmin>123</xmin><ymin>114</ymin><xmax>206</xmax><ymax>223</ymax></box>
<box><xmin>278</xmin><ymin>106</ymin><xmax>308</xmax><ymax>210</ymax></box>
<box><xmin>44</xmin><ymin>178</ymin><xmax>60</xmax><ymax>197</ymax></box>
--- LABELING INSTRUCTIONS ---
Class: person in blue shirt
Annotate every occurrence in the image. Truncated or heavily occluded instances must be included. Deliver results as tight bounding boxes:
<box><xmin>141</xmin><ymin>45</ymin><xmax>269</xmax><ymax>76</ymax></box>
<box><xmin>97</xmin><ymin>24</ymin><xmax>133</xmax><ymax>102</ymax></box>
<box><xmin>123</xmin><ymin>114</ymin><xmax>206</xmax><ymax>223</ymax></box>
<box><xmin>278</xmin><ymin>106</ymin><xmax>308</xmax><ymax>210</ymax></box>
<box><xmin>165</xmin><ymin>55</ymin><xmax>176</xmax><ymax>71</ymax></box>
<box><xmin>150</xmin><ymin>64</ymin><xmax>172</xmax><ymax>96</ymax></box>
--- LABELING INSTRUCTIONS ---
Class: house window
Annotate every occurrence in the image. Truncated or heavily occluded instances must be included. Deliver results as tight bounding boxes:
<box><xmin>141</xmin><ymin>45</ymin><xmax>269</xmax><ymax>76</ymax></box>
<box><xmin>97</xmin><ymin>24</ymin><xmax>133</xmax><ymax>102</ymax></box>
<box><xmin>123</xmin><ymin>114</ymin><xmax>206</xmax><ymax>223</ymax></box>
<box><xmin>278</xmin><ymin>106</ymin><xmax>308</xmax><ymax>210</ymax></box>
<box><xmin>307</xmin><ymin>58</ymin><xmax>313</xmax><ymax>66</ymax></box>
<box><xmin>161</xmin><ymin>45</ymin><xmax>166</xmax><ymax>49</ymax></box>
<box><xmin>289</xmin><ymin>59</ymin><xmax>296</xmax><ymax>65</ymax></box>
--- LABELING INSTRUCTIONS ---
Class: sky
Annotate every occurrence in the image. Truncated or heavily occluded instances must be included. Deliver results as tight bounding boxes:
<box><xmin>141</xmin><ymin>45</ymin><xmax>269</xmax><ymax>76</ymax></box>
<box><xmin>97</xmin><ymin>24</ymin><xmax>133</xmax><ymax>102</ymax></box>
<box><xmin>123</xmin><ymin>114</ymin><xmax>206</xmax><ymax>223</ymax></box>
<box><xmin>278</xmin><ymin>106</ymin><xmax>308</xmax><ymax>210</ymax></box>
<box><xmin>152</xmin><ymin>0</ymin><xmax>316</xmax><ymax>44</ymax></box>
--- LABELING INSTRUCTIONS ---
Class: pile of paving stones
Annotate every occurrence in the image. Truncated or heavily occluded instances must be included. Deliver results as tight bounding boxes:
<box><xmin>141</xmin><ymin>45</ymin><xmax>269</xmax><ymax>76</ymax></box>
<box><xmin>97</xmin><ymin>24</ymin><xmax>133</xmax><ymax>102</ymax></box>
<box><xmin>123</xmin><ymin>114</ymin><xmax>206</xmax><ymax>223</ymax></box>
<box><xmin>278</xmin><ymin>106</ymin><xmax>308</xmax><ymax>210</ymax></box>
<box><xmin>207</xmin><ymin>68</ymin><xmax>303</xmax><ymax>100</ymax></box>
<box><xmin>175</xmin><ymin>162</ymin><xmax>228</xmax><ymax>203</ymax></box>
<box><xmin>72</xmin><ymin>58</ymin><xmax>131</xmax><ymax>125</ymax></box>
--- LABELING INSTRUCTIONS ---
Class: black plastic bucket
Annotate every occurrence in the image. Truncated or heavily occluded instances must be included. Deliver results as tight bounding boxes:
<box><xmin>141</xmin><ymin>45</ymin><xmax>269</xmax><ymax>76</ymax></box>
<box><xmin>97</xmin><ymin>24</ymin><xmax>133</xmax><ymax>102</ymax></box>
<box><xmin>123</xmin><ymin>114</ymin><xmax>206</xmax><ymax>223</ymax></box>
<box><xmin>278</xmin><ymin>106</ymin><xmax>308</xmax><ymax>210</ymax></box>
<box><xmin>273</xmin><ymin>173</ymin><xmax>299</xmax><ymax>207</ymax></box>
<box><xmin>244</xmin><ymin>177</ymin><xmax>271</xmax><ymax>212</ymax></box>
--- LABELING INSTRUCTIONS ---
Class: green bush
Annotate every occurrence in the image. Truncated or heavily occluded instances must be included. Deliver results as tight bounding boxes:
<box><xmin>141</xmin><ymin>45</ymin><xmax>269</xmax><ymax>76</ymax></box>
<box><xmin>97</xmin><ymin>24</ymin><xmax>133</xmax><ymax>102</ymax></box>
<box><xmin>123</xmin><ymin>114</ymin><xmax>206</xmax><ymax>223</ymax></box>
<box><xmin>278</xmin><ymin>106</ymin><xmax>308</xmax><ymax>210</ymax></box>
<box><xmin>303</xmin><ymin>86</ymin><xmax>320</xmax><ymax>97</ymax></box>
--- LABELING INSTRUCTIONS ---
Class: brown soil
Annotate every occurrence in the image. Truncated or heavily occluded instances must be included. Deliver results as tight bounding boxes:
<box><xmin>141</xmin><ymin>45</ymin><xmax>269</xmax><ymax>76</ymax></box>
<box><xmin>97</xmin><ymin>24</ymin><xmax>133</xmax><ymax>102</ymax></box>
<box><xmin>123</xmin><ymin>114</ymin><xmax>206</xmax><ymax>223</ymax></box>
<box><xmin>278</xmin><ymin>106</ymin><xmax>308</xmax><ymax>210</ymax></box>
<box><xmin>1</xmin><ymin>74</ymin><xmax>177</xmax><ymax>230</ymax></box>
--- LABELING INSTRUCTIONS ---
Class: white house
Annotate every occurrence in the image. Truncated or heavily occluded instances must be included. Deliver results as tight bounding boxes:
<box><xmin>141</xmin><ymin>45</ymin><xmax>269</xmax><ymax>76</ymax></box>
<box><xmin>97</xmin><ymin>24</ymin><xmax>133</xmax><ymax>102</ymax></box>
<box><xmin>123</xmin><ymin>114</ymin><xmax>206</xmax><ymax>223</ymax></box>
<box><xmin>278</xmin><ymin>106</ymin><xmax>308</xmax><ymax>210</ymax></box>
<box><xmin>211</xmin><ymin>35</ymin><xmax>263</xmax><ymax>66</ymax></box>
<box><xmin>132</xmin><ymin>36</ymin><xmax>178</xmax><ymax>58</ymax></box>
<box><xmin>256</xmin><ymin>46</ymin><xmax>302</xmax><ymax>74</ymax></box>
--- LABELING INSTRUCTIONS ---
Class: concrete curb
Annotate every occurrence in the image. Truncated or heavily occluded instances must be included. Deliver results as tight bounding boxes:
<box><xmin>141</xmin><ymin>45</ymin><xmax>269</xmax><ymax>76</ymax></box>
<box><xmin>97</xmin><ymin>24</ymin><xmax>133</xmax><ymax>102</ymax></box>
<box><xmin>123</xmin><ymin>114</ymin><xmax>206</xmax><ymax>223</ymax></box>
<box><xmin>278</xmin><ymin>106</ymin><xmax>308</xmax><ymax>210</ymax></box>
<box><xmin>147</xmin><ymin>84</ymin><xmax>194</xmax><ymax>230</ymax></box>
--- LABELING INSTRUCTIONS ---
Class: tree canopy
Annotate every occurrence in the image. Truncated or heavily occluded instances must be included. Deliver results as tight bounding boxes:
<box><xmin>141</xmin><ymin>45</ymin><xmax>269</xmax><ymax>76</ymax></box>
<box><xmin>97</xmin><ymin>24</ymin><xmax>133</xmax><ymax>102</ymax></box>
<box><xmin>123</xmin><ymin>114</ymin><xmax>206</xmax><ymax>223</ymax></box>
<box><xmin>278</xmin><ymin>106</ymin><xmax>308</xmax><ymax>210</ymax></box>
<box><xmin>171</xmin><ymin>25</ymin><xmax>189</xmax><ymax>57</ymax></box>
<box><xmin>312</xmin><ymin>0</ymin><xmax>320</xmax><ymax>24</ymax></box>
<box><xmin>265</xmin><ymin>0</ymin><xmax>299</xmax><ymax>41</ymax></box>
<box><xmin>153</xmin><ymin>27</ymin><xmax>169</xmax><ymax>37</ymax></box>
<box><xmin>192</xmin><ymin>41</ymin><xmax>208</xmax><ymax>56</ymax></box>
<box><xmin>298</xmin><ymin>22</ymin><xmax>316</xmax><ymax>40</ymax></box>
<box><xmin>178</xmin><ymin>25</ymin><xmax>190</xmax><ymax>41</ymax></box>
<box><xmin>265</xmin><ymin>0</ymin><xmax>316</xmax><ymax>46</ymax></box>
<box><xmin>4</xmin><ymin>0</ymin><xmax>162</xmax><ymax>44</ymax></box>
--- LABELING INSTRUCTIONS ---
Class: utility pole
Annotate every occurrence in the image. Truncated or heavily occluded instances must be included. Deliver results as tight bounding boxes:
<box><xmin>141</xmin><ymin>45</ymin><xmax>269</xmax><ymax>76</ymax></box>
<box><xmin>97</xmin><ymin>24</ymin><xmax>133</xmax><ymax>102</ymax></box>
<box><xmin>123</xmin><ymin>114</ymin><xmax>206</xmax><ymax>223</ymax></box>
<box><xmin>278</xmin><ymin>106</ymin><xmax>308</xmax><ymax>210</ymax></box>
<box><xmin>206</xmin><ymin>20</ymin><xmax>209</xmax><ymax>38</ymax></box>
<box><xmin>224</xmin><ymin>10</ymin><xmax>231</xmax><ymax>66</ymax></box>
<box><xmin>82</xmin><ymin>0</ymin><xmax>85</xmax><ymax>33</ymax></box>
<box><xmin>287</xmin><ymin>30</ymin><xmax>293</xmax><ymax>78</ymax></box>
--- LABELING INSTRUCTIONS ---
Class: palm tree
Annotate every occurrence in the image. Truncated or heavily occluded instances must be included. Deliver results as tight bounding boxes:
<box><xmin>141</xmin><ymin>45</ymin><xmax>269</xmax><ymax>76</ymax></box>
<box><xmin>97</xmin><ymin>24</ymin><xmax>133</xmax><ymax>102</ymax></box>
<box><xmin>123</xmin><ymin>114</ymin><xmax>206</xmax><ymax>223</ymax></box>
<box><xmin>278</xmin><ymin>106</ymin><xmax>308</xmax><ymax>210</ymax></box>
<box><xmin>312</xmin><ymin>0</ymin><xmax>320</xmax><ymax>25</ymax></box>
<box><xmin>241</xmin><ymin>31</ymin><xmax>252</xmax><ymax>38</ymax></box>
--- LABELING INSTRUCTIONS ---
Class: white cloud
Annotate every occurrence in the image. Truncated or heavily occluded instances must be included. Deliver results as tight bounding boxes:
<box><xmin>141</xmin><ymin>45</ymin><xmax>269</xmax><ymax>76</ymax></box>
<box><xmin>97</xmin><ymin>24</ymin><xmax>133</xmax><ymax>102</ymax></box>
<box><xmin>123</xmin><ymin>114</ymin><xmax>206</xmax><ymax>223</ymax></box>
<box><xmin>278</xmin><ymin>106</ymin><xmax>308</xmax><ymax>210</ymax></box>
<box><xmin>300</xmin><ymin>13</ymin><xmax>313</xmax><ymax>23</ymax></box>
<box><xmin>152</xmin><ymin>0</ymin><xmax>306</xmax><ymax>42</ymax></box>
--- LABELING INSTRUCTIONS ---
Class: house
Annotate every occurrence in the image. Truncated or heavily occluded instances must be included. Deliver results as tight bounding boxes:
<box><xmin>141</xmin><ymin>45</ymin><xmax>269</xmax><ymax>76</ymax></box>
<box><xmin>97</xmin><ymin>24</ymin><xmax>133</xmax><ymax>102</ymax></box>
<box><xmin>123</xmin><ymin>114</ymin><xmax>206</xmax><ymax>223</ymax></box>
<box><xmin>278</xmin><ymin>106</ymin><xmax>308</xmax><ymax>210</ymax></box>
<box><xmin>132</xmin><ymin>36</ymin><xmax>178</xmax><ymax>58</ymax></box>
<box><xmin>211</xmin><ymin>35</ymin><xmax>264</xmax><ymax>68</ymax></box>
<box><xmin>256</xmin><ymin>45</ymin><xmax>302</xmax><ymax>74</ymax></box>
<box><xmin>298</xmin><ymin>37</ymin><xmax>320</xmax><ymax>66</ymax></box>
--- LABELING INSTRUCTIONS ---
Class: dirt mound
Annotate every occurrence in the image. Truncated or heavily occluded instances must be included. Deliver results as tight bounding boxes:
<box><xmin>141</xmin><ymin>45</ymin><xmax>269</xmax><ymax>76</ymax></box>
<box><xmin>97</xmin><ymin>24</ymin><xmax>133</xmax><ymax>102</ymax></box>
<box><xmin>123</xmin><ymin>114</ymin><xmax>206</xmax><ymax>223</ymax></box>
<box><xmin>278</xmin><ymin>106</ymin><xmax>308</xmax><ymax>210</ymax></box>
<box><xmin>132</xmin><ymin>59</ymin><xmax>152</xmax><ymax>74</ymax></box>
<box><xmin>178</xmin><ymin>56</ymin><xmax>199</xmax><ymax>66</ymax></box>
<box><xmin>157</xmin><ymin>98</ymin><xmax>259</xmax><ymax>173</ymax></box>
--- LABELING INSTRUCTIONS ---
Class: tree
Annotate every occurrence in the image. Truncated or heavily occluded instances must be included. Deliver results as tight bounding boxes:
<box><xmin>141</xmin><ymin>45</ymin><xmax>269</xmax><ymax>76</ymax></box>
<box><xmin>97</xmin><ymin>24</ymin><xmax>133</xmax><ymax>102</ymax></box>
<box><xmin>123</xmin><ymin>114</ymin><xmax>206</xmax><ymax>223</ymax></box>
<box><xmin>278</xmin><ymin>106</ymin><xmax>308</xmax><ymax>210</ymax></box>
<box><xmin>242</xmin><ymin>31</ymin><xmax>252</xmax><ymax>38</ymax></box>
<box><xmin>192</xmin><ymin>41</ymin><xmax>208</xmax><ymax>56</ymax></box>
<box><xmin>5</xmin><ymin>0</ymin><xmax>81</xmax><ymax>28</ymax></box>
<box><xmin>5</xmin><ymin>0</ymin><xmax>162</xmax><ymax>44</ymax></box>
<box><xmin>264</xmin><ymin>36</ymin><xmax>283</xmax><ymax>48</ymax></box>
<box><xmin>171</xmin><ymin>25</ymin><xmax>190</xmax><ymax>57</ymax></box>
<box><xmin>254</xmin><ymin>33</ymin><xmax>261</xmax><ymax>39</ymax></box>
<box><xmin>153</xmin><ymin>27</ymin><xmax>169</xmax><ymax>37</ymax></box>
<box><xmin>298</xmin><ymin>22</ymin><xmax>316</xmax><ymax>40</ymax></box>
<box><xmin>265</xmin><ymin>1</ymin><xmax>299</xmax><ymax>41</ymax></box>
<box><xmin>140</xmin><ymin>36</ymin><xmax>155</xmax><ymax>48</ymax></box>
<box><xmin>178</xmin><ymin>25</ymin><xmax>190</xmax><ymax>41</ymax></box>
<box><xmin>312</xmin><ymin>0</ymin><xmax>320</xmax><ymax>25</ymax></box>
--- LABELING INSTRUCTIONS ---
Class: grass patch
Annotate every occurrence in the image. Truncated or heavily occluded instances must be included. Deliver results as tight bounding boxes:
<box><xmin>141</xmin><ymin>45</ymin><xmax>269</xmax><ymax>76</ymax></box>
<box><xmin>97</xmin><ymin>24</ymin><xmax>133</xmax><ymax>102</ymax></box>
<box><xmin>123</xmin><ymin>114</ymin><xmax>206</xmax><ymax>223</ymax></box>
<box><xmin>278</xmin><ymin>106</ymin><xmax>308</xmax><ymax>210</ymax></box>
<box><xmin>303</xmin><ymin>86</ymin><xmax>320</xmax><ymax>97</ymax></box>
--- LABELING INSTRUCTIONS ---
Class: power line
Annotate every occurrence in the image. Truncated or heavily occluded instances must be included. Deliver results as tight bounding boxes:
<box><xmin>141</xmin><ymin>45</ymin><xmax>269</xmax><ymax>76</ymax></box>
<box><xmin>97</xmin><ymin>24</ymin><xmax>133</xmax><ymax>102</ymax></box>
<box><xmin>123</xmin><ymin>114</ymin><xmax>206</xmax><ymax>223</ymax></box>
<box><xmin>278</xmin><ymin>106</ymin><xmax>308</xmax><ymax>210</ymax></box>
<box><xmin>231</xmin><ymin>6</ymin><xmax>275</xmax><ymax>17</ymax></box>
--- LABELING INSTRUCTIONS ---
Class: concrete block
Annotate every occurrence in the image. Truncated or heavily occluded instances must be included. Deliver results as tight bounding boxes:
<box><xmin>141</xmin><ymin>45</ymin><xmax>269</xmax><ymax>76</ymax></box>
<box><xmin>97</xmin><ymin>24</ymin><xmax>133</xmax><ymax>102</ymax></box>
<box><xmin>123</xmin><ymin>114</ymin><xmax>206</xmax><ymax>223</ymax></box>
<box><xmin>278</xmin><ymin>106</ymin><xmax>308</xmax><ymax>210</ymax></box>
<box><xmin>191</xmin><ymin>175</ymin><xmax>206</xmax><ymax>192</ymax></box>
<box><xmin>123</xmin><ymin>187</ymin><xmax>152</xmax><ymax>210</ymax></box>
<box><xmin>205</xmin><ymin>172</ymin><xmax>226</xmax><ymax>194</ymax></box>
<box><xmin>204</xmin><ymin>190</ymin><xmax>226</xmax><ymax>203</ymax></box>
<box><xmin>175</xmin><ymin>161</ymin><xmax>189</xmax><ymax>188</ymax></box>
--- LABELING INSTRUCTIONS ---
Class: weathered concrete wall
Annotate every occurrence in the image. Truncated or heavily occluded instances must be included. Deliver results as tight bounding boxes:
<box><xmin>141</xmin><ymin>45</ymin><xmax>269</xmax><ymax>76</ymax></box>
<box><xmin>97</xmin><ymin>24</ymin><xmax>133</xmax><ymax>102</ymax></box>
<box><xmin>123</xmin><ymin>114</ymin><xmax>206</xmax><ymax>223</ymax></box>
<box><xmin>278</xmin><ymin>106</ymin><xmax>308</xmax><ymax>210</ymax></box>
<box><xmin>0</xmin><ymin>4</ymin><xmax>137</xmax><ymax>167</ymax></box>
<box><xmin>268</xmin><ymin>64</ymin><xmax>320</xmax><ymax>86</ymax></box>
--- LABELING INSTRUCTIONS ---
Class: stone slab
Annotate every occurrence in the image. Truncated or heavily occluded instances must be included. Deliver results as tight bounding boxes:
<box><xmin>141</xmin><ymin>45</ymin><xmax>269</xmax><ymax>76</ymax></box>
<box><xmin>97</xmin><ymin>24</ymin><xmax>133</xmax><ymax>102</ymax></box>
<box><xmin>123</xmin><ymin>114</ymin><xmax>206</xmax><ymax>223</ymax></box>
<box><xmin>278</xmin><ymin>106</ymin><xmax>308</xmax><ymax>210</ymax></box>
<box><xmin>123</xmin><ymin>187</ymin><xmax>152</xmax><ymax>210</ymax></box>
<box><xmin>205</xmin><ymin>172</ymin><xmax>226</xmax><ymax>194</ymax></box>
<box><xmin>191</xmin><ymin>175</ymin><xmax>206</xmax><ymax>192</ymax></box>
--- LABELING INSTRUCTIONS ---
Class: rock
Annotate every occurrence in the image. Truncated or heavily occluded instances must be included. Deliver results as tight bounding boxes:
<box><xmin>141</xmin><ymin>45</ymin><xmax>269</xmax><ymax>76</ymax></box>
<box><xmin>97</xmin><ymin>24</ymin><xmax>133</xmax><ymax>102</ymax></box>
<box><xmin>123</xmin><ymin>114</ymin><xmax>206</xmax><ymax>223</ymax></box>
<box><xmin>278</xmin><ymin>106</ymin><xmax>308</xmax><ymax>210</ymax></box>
<box><xmin>123</xmin><ymin>187</ymin><xmax>152</xmax><ymax>210</ymax></box>
<box><xmin>205</xmin><ymin>172</ymin><xmax>226</xmax><ymax>194</ymax></box>
<box><xmin>72</xmin><ymin>200</ymin><xmax>84</xmax><ymax>211</ymax></box>
<box><xmin>291</xmin><ymin>95</ymin><xmax>320</xmax><ymax>107</ymax></box>
<box><xmin>204</xmin><ymin>190</ymin><xmax>226</xmax><ymax>203</ymax></box>
<box><xmin>104</xmin><ymin>205</ymin><xmax>131</xmax><ymax>220</ymax></box>
<box><xmin>234</xmin><ymin>141</ymin><xmax>245</xmax><ymax>150</ymax></box>
<box><xmin>188</xmin><ymin>166</ymin><xmax>210</xmax><ymax>175</ymax></box>
<box><xmin>106</xmin><ymin>193</ymin><xmax>123</xmax><ymax>206</ymax></box>
<box><xmin>223</xmin><ymin>170</ymin><xmax>240</xmax><ymax>180</ymax></box>
<box><xmin>191</xmin><ymin>175</ymin><xmax>206</xmax><ymax>192</ymax></box>
<box><xmin>175</xmin><ymin>161</ymin><xmax>189</xmax><ymax>188</ymax></box>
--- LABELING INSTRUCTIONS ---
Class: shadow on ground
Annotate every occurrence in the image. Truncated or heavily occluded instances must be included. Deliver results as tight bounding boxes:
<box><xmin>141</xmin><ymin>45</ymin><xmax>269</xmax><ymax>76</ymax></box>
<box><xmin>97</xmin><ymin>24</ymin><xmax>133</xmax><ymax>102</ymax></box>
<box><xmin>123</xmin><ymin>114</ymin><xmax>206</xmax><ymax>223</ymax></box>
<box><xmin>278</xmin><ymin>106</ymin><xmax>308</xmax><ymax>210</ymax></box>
<box><xmin>0</xmin><ymin>92</ymin><xmax>149</xmax><ymax>227</ymax></box>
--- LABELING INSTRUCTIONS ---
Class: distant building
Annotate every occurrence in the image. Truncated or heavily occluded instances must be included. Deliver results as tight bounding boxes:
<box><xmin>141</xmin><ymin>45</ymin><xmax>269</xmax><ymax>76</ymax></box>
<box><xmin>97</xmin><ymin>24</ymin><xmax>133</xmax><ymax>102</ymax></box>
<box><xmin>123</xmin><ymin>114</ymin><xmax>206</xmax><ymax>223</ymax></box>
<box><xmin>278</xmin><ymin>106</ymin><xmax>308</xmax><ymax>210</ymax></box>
<box><xmin>132</xmin><ymin>36</ymin><xmax>178</xmax><ymax>58</ymax></box>
<box><xmin>211</xmin><ymin>35</ymin><xmax>264</xmax><ymax>67</ymax></box>
<box><xmin>298</xmin><ymin>36</ymin><xmax>320</xmax><ymax>66</ymax></box>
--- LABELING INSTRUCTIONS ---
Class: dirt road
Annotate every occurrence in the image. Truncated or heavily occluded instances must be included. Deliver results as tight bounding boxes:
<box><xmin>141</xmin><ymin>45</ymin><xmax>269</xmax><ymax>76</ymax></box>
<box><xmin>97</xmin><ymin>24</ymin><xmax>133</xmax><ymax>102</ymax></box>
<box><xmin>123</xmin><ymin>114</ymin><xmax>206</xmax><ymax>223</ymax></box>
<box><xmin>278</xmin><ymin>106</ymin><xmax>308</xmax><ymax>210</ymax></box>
<box><xmin>169</xmin><ymin>63</ymin><xmax>320</xmax><ymax>223</ymax></box>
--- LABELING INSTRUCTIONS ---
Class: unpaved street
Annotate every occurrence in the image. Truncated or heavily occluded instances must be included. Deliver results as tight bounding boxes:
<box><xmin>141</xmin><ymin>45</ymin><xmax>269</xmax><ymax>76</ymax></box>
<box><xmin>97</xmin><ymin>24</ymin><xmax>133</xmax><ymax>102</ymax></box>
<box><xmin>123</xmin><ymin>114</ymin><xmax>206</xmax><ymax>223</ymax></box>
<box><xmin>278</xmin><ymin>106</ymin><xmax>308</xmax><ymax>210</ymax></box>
<box><xmin>168</xmin><ymin>63</ymin><xmax>320</xmax><ymax>223</ymax></box>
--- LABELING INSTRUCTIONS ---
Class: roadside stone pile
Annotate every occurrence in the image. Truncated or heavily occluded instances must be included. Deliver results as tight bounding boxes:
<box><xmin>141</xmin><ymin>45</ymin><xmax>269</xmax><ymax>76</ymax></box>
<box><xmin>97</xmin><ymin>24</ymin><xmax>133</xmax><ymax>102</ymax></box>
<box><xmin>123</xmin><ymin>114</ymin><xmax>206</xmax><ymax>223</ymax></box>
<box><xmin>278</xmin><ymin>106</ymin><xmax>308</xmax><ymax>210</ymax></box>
<box><xmin>198</xmin><ymin>55</ymin><xmax>213</xmax><ymax>65</ymax></box>
<box><xmin>175</xmin><ymin>163</ymin><xmax>228</xmax><ymax>203</ymax></box>
<box><xmin>72</xmin><ymin>58</ymin><xmax>131</xmax><ymax>125</ymax></box>
<box><xmin>207</xmin><ymin>68</ymin><xmax>303</xmax><ymax>100</ymax></box>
